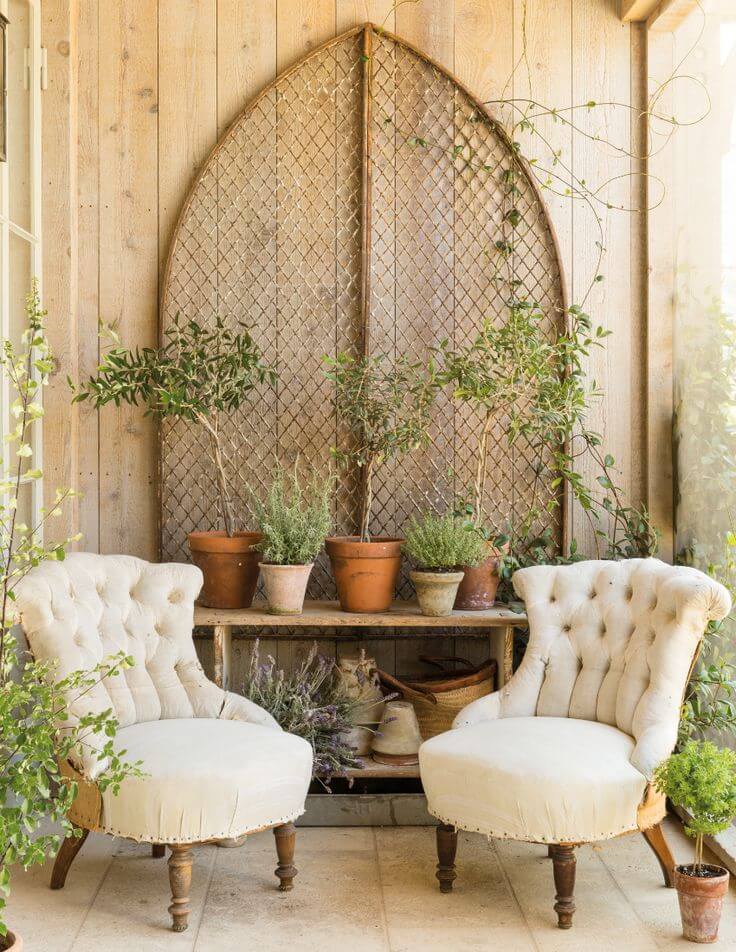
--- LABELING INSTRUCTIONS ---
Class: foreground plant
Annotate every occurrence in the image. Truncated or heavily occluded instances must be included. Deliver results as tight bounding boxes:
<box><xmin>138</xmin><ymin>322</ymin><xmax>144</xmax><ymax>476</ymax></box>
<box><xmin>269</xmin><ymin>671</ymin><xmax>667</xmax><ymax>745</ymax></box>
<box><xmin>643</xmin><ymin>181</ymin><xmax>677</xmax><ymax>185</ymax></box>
<box><xmin>0</xmin><ymin>284</ymin><xmax>141</xmax><ymax>944</ymax></box>
<box><xmin>242</xmin><ymin>641</ymin><xmax>362</xmax><ymax>777</ymax></box>
<box><xmin>323</xmin><ymin>352</ymin><xmax>435</xmax><ymax>542</ymax></box>
<box><xmin>403</xmin><ymin>511</ymin><xmax>486</xmax><ymax>571</ymax></box>
<box><xmin>73</xmin><ymin>315</ymin><xmax>275</xmax><ymax>537</ymax></box>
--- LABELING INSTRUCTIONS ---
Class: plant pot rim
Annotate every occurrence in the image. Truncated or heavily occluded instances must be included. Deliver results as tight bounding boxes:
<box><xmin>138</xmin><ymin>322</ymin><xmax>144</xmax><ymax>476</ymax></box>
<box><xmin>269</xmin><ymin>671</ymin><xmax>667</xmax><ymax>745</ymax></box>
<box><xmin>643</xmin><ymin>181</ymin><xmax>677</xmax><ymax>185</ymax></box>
<box><xmin>258</xmin><ymin>561</ymin><xmax>314</xmax><ymax>570</ymax></box>
<box><xmin>326</xmin><ymin>536</ymin><xmax>404</xmax><ymax>557</ymax></box>
<box><xmin>188</xmin><ymin>530</ymin><xmax>262</xmax><ymax>553</ymax></box>
<box><xmin>411</xmin><ymin>568</ymin><xmax>465</xmax><ymax>582</ymax></box>
<box><xmin>675</xmin><ymin>863</ymin><xmax>729</xmax><ymax>880</ymax></box>
<box><xmin>2</xmin><ymin>930</ymin><xmax>22</xmax><ymax>951</ymax></box>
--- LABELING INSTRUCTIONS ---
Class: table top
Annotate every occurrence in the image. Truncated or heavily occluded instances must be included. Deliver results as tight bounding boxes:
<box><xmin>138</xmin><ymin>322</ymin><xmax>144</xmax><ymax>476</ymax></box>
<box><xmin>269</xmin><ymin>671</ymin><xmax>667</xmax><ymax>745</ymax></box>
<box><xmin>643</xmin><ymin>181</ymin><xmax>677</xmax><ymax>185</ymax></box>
<box><xmin>194</xmin><ymin>599</ymin><xmax>526</xmax><ymax>628</ymax></box>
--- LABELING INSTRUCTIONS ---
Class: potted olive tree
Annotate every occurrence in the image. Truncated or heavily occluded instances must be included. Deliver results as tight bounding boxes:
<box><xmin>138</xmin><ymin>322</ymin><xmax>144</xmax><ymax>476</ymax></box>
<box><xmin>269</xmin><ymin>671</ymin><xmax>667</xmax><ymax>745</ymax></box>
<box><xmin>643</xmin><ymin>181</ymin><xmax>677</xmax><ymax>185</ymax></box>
<box><xmin>322</xmin><ymin>352</ymin><xmax>435</xmax><ymax>613</ymax></box>
<box><xmin>403</xmin><ymin>511</ymin><xmax>487</xmax><ymax>616</ymax></box>
<box><xmin>252</xmin><ymin>461</ymin><xmax>332</xmax><ymax>615</ymax></box>
<box><xmin>654</xmin><ymin>740</ymin><xmax>736</xmax><ymax>944</ymax></box>
<box><xmin>73</xmin><ymin>315</ymin><xmax>275</xmax><ymax>608</ymax></box>
<box><xmin>1</xmin><ymin>285</ymin><xmax>139</xmax><ymax>951</ymax></box>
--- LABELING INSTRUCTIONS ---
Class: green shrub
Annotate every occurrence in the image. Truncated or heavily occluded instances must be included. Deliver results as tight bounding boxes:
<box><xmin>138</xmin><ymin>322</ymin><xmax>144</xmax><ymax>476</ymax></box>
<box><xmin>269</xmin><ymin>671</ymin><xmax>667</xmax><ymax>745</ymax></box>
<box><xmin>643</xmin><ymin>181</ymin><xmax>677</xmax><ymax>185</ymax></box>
<box><xmin>403</xmin><ymin>511</ymin><xmax>487</xmax><ymax>570</ymax></box>
<box><xmin>253</xmin><ymin>462</ymin><xmax>332</xmax><ymax>565</ymax></box>
<box><xmin>654</xmin><ymin>740</ymin><xmax>736</xmax><ymax>872</ymax></box>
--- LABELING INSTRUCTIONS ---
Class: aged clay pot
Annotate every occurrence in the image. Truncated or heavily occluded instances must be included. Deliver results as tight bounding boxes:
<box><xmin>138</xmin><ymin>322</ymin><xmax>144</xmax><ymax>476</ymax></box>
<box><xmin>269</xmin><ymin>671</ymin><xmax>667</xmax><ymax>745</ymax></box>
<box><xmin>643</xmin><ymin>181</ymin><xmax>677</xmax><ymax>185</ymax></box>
<box><xmin>371</xmin><ymin>700</ymin><xmax>423</xmax><ymax>765</ymax></box>
<box><xmin>325</xmin><ymin>537</ymin><xmax>403</xmax><ymax>613</ymax></box>
<box><xmin>341</xmin><ymin>724</ymin><xmax>374</xmax><ymax>756</ymax></box>
<box><xmin>674</xmin><ymin>864</ymin><xmax>730</xmax><ymax>943</ymax></box>
<box><xmin>454</xmin><ymin>551</ymin><xmax>502</xmax><ymax>610</ymax></box>
<box><xmin>411</xmin><ymin>569</ymin><xmax>464</xmax><ymax>617</ymax></box>
<box><xmin>2</xmin><ymin>931</ymin><xmax>23</xmax><ymax>952</ymax></box>
<box><xmin>259</xmin><ymin>562</ymin><xmax>313</xmax><ymax>615</ymax></box>
<box><xmin>188</xmin><ymin>531</ymin><xmax>262</xmax><ymax>609</ymax></box>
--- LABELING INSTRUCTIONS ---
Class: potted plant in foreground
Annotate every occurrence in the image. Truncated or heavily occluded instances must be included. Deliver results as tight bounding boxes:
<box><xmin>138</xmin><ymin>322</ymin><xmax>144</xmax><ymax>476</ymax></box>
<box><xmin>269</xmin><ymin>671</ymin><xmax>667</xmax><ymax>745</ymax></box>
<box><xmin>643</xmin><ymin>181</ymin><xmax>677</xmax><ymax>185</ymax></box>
<box><xmin>252</xmin><ymin>461</ymin><xmax>332</xmax><ymax>615</ymax></box>
<box><xmin>322</xmin><ymin>352</ymin><xmax>435</xmax><ymax>613</ymax></box>
<box><xmin>654</xmin><ymin>740</ymin><xmax>736</xmax><ymax>943</ymax></box>
<box><xmin>73</xmin><ymin>315</ymin><xmax>275</xmax><ymax>608</ymax></box>
<box><xmin>1</xmin><ymin>285</ymin><xmax>139</xmax><ymax>951</ymax></box>
<box><xmin>403</xmin><ymin>511</ymin><xmax>487</xmax><ymax>616</ymax></box>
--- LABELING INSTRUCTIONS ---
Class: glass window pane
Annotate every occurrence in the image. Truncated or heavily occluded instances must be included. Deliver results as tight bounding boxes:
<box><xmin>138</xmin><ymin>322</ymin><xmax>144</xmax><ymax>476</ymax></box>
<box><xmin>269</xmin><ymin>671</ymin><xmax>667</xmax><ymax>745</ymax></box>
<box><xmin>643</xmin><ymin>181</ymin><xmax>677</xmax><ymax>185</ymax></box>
<box><xmin>7</xmin><ymin>0</ymin><xmax>32</xmax><ymax>233</ymax></box>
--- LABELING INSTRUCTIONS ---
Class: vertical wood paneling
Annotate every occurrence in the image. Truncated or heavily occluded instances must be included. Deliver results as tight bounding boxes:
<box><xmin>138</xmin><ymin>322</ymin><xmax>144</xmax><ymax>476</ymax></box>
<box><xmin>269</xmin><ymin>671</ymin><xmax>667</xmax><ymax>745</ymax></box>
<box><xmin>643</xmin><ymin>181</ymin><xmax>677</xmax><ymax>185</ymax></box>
<box><xmin>98</xmin><ymin>0</ymin><xmax>158</xmax><ymax>558</ymax></box>
<box><xmin>77</xmin><ymin>0</ymin><xmax>100</xmax><ymax>551</ymax></box>
<box><xmin>41</xmin><ymin>0</ymin><xmax>79</xmax><ymax>544</ymax></box>
<box><xmin>276</xmin><ymin>0</ymin><xmax>336</xmax><ymax>72</ymax></box>
<box><xmin>336</xmin><ymin>0</ymin><xmax>395</xmax><ymax>32</ymax></box>
<box><xmin>454</xmin><ymin>0</ymin><xmax>512</xmax><ymax>104</ymax></box>
<box><xmin>216</xmin><ymin>0</ymin><xmax>277</xmax><ymax>136</ymax></box>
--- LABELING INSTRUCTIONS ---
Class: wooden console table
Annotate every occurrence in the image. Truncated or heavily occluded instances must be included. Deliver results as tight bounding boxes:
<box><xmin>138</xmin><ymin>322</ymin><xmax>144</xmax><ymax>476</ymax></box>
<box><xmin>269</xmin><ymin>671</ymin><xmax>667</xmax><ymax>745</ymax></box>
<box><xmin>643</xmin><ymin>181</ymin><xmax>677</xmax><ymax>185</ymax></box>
<box><xmin>194</xmin><ymin>600</ymin><xmax>526</xmax><ymax>779</ymax></box>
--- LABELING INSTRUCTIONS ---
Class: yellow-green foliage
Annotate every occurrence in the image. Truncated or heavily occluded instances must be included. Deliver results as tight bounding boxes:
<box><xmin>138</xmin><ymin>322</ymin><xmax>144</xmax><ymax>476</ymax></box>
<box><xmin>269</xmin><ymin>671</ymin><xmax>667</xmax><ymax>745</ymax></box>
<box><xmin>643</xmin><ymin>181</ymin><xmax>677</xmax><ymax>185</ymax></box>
<box><xmin>403</xmin><ymin>511</ymin><xmax>487</xmax><ymax>570</ymax></box>
<box><xmin>254</xmin><ymin>462</ymin><xmax>332</xmax><ymax>565</ymax></box>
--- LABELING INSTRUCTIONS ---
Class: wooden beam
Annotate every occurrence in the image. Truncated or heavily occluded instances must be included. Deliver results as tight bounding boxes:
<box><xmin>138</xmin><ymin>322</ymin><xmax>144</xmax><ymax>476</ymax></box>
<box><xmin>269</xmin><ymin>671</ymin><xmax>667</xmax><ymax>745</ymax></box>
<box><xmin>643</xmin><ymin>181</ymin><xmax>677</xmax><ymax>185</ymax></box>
<box><xmin>621</xmin><ymin>0</ymin><xmax>699</xmax><ymax>29</ymax></box>
<box><xmin>620</xmin><ymin>0</ymin><xmax>659</xmax><ymax>21</ymax></box>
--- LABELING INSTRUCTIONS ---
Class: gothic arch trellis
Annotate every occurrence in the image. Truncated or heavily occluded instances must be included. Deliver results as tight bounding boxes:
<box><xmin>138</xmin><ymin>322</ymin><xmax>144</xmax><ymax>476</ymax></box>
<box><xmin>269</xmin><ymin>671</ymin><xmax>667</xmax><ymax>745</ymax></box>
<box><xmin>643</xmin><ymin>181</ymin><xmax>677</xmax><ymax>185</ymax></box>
<box><xmin>160</xmin><ymin>23</ymin><xmax>567</xmax><ymax>599</ymax></box>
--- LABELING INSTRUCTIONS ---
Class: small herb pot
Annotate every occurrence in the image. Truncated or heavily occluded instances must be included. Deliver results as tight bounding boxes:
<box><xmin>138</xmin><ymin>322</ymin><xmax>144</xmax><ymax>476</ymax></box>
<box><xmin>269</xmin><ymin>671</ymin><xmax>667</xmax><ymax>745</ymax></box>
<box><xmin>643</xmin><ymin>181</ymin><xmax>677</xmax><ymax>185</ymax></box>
<box><xmin>411</xmin><ymin>569</ymin><xmax>465</xmax><ymax>617</ymax></box>
<box><xmin>2</xmin><ymin>931</ymin><xmax>23</xmax><ymax>951</ymax></box>
<box><xmin>674</xmin><ymin>864</ymin><xmax>730</xmax><ymax>943</ymax></box>
<box><xmin>326</xmin><ymin>537</ymin><xmax>403</xmax><ymax>613</ymax></box>
<box><xmin>259</xmin><ymin>562</ymin><xmax>314</xmax><ymax>615</ymax></box>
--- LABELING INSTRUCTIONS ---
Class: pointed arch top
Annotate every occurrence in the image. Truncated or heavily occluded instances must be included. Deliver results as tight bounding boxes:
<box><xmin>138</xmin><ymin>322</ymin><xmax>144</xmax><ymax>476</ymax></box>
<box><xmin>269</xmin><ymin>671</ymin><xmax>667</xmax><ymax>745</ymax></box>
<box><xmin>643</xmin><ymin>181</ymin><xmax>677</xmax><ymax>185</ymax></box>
<box><xmin>160</xmin><ymin>23</ymin><xmax>566</xmax><ymax>595</ymax></box>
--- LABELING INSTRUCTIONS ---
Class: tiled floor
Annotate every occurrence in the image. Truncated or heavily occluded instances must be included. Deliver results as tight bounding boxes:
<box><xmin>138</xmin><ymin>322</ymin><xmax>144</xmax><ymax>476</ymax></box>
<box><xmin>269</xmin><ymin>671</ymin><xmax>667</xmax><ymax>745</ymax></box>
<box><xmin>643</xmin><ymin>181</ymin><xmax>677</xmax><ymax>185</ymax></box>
<box><xmin>7</xmin><ymin>817</ymin><xmax>736</xmax><ymax>951</ymax></box>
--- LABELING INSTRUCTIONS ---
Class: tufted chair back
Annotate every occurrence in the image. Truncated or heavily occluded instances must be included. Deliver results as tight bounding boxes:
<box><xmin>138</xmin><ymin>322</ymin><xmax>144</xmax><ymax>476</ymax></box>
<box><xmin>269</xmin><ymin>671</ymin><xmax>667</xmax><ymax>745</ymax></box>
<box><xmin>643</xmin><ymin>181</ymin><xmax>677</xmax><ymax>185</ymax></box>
<box><xmin>507</xmin><ymin>558</ymin><xmax>731</xmax><ymax>776</ymax></box>
<box><xmin>16</xmin><ymin>553</ymin><xmax>224</xmax><ymax>739</ymax></box>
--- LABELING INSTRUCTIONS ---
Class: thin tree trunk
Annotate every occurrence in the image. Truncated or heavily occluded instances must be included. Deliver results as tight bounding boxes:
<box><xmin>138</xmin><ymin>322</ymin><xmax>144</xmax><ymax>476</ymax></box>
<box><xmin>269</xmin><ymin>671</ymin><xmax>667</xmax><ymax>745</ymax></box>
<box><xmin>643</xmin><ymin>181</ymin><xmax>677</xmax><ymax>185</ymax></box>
<box><xmin>359</xmin><ymin>456</ymin><xmax>374</xmax><ymax>543</ymax></box>
<box><xmin>197</xmin><ymin>411</ymin><xmax>236</xmax><ymax>537</ymax></box>
<box><xmin>473</xmin><ymin>411</ymin><xmax>495</xmax><ymax>525</ymax></box>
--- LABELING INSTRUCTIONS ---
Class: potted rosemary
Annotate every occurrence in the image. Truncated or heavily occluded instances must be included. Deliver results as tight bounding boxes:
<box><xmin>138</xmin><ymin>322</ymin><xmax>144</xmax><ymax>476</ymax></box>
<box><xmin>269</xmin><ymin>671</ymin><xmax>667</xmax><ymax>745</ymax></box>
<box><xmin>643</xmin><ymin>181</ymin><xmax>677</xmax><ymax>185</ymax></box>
<box><xmin>322</xmin><ymin>352</ymin><xmax>435</xmax><ymax>613</ymax></box>
<box><xmin>403</xmin><ymin>511</ymin><xmax>487</xmax><ymax>616</ymax></box>
<box><xmin>654</xmin><ymin>741</ymin><xmax>736</xmax><ymax>943</ymax></box>
<box><xmin>73</xmin><ymin>315</ymin><xmax>275</xmax><ymax>608</ymax></box>
<box><xmin>253</xmin><ymin>462</ymin><xmax>332</xmax><ymax>615</ymax></box>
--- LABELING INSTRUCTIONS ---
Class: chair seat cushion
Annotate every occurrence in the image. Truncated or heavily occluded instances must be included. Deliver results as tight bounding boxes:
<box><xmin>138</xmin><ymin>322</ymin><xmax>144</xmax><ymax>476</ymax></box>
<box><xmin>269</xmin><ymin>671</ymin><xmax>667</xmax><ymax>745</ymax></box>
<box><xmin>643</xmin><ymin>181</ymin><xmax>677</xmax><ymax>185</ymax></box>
<box><xmin>419</xmin><ymin>717</ymin><xmax>648</xmax><ymax>843</ymax></box>
<box><xmin>99</xmin><ymin>718</ymin><xmax>313</xmax><ymax>843</ymax></box>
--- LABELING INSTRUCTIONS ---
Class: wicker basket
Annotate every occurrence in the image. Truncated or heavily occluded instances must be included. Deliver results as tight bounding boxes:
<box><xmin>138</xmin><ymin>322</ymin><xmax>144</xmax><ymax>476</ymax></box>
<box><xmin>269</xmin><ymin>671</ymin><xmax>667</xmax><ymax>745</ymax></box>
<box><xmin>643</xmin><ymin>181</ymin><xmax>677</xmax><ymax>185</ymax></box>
<box><xmin>379</xmin><ymin>657</ymin><xmax>497</xmax><ymax>740</ymax></box>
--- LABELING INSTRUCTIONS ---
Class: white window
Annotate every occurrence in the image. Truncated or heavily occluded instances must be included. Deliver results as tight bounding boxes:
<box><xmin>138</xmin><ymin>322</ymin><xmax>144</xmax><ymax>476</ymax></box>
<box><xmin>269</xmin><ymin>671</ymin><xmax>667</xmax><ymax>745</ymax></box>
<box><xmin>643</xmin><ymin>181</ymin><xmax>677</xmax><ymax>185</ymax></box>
<box><xmin>0</xmin><ymin>0</ymin><xmax>43</xmax><ymax>534</ymax></box>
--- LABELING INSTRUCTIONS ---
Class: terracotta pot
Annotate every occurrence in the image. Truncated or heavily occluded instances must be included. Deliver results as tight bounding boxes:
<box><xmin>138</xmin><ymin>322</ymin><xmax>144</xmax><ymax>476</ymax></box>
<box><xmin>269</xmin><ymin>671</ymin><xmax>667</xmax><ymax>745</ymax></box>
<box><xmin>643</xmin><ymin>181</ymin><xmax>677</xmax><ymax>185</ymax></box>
<box><xmin>325</xmin><ymin>537</ymin><xmax>403</xmax><ymax>613</ymax></box>
<box><xmin>188</xmin><ymin>531</ymin><xmax>262</xmax><ymax>609</ymax></box>
<box><xmin>259</xmin><ymin>562</ymin><xmax>313</xmax><ymax>615</ymax></box>
<box><xmin>454</xmin><ymin>552</ymin><xmax>502</xmax><ymax>610</ymax></box>
<box><xmin>371</xmin><ymin>700</ymin><xmax>423</xmax><ymax>765</ymax></box>
<box><xmin>411</xmin><ymin>569</ymin><xmax>464</xmax><ymax>617</ymax></box>
<box><xmin>674</xmin><ymin>864</ymin><xmax>730</xmax><ymax>943</ymax></box>
<box><xmin>2</xmin><ymin>932</ymin><xmax>23</xmax><ymax>952</ymax></box>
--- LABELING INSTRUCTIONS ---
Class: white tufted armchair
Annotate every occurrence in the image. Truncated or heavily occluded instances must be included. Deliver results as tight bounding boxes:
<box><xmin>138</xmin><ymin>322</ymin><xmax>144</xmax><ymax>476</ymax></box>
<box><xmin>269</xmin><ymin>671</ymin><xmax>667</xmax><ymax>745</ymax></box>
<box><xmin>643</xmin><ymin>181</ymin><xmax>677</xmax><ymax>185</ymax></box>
<box><xmin>419</xmin><ymin>558</ymin><xmax>731</xmax><ymax>929</ymax></box>
<box><xmin>16</xmin><ymin>553</ymin><xmax>313</xmax><ymax>932</ymax></box>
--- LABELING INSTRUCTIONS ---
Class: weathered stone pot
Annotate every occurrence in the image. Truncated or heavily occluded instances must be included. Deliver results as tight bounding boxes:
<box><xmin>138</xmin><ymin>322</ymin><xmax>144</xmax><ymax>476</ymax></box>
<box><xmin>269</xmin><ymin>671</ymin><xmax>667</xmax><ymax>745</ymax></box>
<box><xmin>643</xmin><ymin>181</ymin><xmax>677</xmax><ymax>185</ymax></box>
<box><xmin>674</xmin><ymin>864</ymin><xmax>730</xmax><ymax>943</ymax></box>
<box><xmin>259</xmin><ymin>562</ymin><xmax>313</xmax><ymax>615</ymax></box>
<box><xmin>188</xmin><ymin>531</ymin><xmax>262</xmax><ymax>609</ymax></box>
<box><xmin>411</xmin><ymin>569</ymin><xmax>464</xmax><ymax>617</ymax></box>
<box><xmin>371</xmin><ymin>701</ymin><xmax>423</xmax><ymax>766</ymax></box>
<box><xmin>326</xmin><ymin>537</ymin><xmax>403</xmax><ymax>613</ymax></box>
<box><xmin>454</xmin><ymin>552</ymin><xmax>502</xmax><ymax>610</ymax></box>
<box><xmin>341</xmin><ymin>724</ymin><xmax>374</xmax><ymax>756</ymax></box>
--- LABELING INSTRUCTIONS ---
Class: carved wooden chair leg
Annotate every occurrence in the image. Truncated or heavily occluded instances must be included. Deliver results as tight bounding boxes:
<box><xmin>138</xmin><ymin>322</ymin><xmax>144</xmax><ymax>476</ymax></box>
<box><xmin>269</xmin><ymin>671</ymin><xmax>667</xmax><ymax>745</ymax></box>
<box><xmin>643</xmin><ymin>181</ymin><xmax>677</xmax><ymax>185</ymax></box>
<box><xmin>641</xmin><ymin>823</ymin><xmax>675</xmax><ymax>888</ymax></box>
<box><xmin>436</xmin><ymin>823</ymin><xmax>458</xmax><ymax>893</ymax></box>
<box><xmin>50</xmin><ymin>826</ymin><xmax>89</xmax><ymax>890</ymax></box>
<box><xmin>549</xmin><ymin>844</ymin><xmax>576</xmax><ymax>929</ymax></box>
<box><xmin>273</xmin><ymin>822</ymin><xmax>297</xmax><ymax>891</ymax></box>
<box><xmin>151</xmin><ymin>843</ymin><xmax>166</xmax><ymax>858</ymax></box>
<box><xmin>167</xmin><ymin>844</ymin><xmax>193</xmax><ymax>932</ymax></box>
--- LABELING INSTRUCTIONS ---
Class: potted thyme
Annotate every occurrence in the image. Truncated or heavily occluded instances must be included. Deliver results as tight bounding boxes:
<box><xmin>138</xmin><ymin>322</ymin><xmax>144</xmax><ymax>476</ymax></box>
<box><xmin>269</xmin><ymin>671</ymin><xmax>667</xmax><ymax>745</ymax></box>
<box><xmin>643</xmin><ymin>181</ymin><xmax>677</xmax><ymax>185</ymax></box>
<box><xmin>1</xmin><ymin>285</ymin><xmax>138</xmax><ymax>951</ymax></box>
<box><xmin>403</xmin><ymin>511</ymin><xmax>487</xmax><ymax>616</ymax></box>
<box><xmin>654</xmin><ymin>741</ymin><xmax>736</xmax><ymax>943</ymax></box>
<box><xmin>322</xmin><ymin>352</ymin><xmax>435</xmax><ymax>613</ymax></box>
<box><xmin>73</xmin><ymin>315</ymin><xmax>275</xmax><ymax>609</ymax></box>
<box><xmin>252</xmin><ymin>461</ymin><xmax>332</xmax><ymax>615</ymax></box>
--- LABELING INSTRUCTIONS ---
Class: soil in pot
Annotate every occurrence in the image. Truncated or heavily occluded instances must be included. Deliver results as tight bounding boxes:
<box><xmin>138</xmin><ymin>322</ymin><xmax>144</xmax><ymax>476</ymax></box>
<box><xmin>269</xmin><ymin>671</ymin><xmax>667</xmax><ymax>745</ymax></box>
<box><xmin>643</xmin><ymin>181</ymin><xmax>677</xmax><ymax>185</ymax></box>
<box><xmin>411</xmin><ymin>569</ymin><xmax>464</xmax><ymax>617</ymax></box>
<box><xmin>674</xmin><ymin>864</ymin><xmax>730</xmax><ymax>943</ymax></box>
<box><xmin>454</xmin><ymin>550</ymin><xmax>502</xmax><ymax>610</ymax></box>
<box><xmin>326</xmin><ymin>537</ymin><xmax>403</xmax><ymax>613</ymax></box>
<box><xmin>188</xmin><ymin>531</ymin><xmax>262</xmax><ymax>609</ymax></box>
<box><xmin>259</xmin><ymin>562</ymin><xmax>313</xmax><ymax>615</ymax></box>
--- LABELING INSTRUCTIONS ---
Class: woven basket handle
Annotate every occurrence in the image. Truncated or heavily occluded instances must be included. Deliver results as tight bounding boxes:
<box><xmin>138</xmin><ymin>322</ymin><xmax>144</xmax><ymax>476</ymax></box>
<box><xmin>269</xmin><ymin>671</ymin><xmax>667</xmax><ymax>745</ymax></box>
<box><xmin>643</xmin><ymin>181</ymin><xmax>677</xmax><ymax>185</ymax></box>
<box><xmin>418</xmin><ymin>655</ymin><xmax>474</xmax><ymax>672</ymax></box>
<box><xmin>377</xmin><ymin>669</ymin><xmax>439</xmax><ymax>705</ymax></box>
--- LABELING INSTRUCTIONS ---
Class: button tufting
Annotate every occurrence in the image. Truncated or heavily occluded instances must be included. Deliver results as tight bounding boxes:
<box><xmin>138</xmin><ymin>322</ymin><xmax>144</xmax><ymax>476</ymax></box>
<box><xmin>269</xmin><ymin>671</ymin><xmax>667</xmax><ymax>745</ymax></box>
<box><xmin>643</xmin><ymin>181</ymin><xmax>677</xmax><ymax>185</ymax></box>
<box><xmin>626</xmin><ymin>587</ymin><xmax>633</xmax><ymax>601</ymax></box>
<box><xmin>168</xmin><ymin>590</ymin><xmax>182</xmax><ymax>604</ymax></box>
<box><xmin>563</xmin><ymin>624</ymin><xmax>571</xmax><ymax>633</ymax></box>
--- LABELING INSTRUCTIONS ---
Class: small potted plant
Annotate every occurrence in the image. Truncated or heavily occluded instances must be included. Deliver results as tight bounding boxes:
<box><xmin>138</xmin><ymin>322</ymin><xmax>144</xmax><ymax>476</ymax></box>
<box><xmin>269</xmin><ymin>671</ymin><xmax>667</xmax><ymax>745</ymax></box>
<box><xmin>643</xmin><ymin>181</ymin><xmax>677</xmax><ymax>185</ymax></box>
<box><xmin>73</xmin><ymin>315</ymin><xmax>275</xmax><ymax>608</ymax></box>
<box><xmin>403</xmin><ymin>511</ymin><xmax>487</xmax><ymax>616</ymax></box>
<box><xmin>654</xmin><ymin>740</ymin><xmax>736</xmax><ymax>944</ymax></box>
<box><xmin>323</xmin><ymin>352</ymin><xmax>435</xmax><ymax>613</ymax></box>
<box><xmin>252</xmin><ymin>461</ymin><xmax>332</xmax><ymax>615</ymax></box>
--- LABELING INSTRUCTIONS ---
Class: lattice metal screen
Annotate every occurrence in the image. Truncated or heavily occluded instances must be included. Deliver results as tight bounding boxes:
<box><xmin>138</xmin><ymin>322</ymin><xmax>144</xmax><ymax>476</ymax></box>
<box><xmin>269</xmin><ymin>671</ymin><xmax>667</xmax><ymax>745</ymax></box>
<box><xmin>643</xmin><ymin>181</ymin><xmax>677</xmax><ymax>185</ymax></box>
<box><xmin>160</xmin><ymin>25</ymin><xmax>565</xmax><ymax>599</ymax></box>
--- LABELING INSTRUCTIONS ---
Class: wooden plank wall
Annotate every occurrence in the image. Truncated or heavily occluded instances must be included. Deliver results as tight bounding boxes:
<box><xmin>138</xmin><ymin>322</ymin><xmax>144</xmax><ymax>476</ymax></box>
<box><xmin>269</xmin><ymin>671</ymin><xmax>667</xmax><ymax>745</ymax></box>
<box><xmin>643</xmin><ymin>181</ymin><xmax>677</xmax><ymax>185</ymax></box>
<box><xmin>42</xmin><ymin>0</ymin><xmax>654</xmax><ymax>678</ymax></box>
